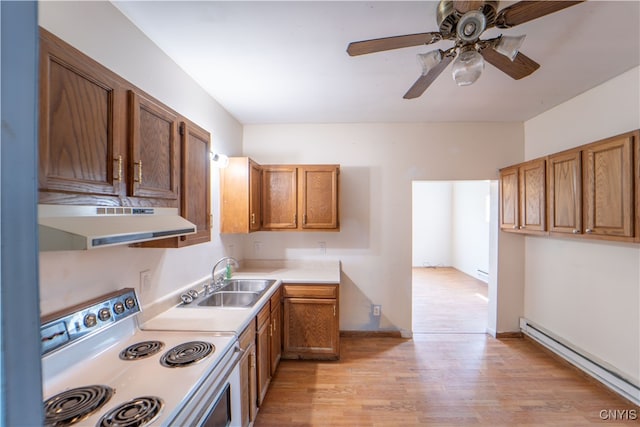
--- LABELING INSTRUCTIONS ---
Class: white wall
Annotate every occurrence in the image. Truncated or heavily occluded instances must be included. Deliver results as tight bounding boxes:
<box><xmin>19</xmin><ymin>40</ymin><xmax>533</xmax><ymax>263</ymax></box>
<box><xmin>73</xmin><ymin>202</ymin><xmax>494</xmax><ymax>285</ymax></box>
<box><xmin>412</xmin><ymin>181</ymin><xmax>453</xmax><ymax>267</ymax></box>
<box><xmin>452</xmin><ymin>181</ymin><xmax>490</xmax><ymax>279</ymax></box>
<box><xmin>243</xmin><ymin>123</ymin><xmax>524</xmax><ymax>334</ymax></box>
<box><xmin>38</xmin><ymin>1</ymin><xmax>244</xmax><ymax>315</ymax></box>
<box><xmin>524</xmin><ymin>67</ymin><xmax>640</xmax><ymax>385</ymax></box>
<box><xmin>412</xmin><ymin>180</ymin><xmax>490</xmax><ymax>280</ymax></box>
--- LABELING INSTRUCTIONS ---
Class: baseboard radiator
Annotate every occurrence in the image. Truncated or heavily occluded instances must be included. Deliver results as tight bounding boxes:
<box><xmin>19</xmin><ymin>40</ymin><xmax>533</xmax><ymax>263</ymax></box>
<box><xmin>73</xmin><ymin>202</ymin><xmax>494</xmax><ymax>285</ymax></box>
<box><xmin>520</xmin><ymin>318</ymin><xmax>640</xmax><ymax>406</ymax></box>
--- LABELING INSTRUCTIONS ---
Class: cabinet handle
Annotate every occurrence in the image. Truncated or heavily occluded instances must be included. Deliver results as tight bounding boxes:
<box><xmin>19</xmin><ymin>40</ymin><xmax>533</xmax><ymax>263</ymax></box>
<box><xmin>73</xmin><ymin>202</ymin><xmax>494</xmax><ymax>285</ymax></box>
<box><xmin>585</xmin><ymin>228</ymin><xmax>593</xmax><ymax>234</ymax></box>
<box><xmin>272</xmin><ymin>319</ymin><xmax>276</xmax><ymax>335</ymax></box>
<box><xmin>519</xmin><ymin>226</ymin><xmax>525</xmax><ymax>230</ymax></box>
<box><xmin>250</xmin><ymin>352</ymin><xmax>256</xmax><ymax>368</ymax></box>
<box><xmin>251</xmin><ymin>213</ymin><xmax>256</xmax><ymax>225</ymax></box>
<box><xmin>333</xmin><ymin>305</ymin><xmax>336</xmax><ymax>316</ymax></box>
<box><xmin>114</xmin><ymin>155</ymin><xmax>123</xmax><ymax>181</ymax></box>
<box><xmin>512</xmin><ymin>225</ymin><xmax>518</xmax><ymax>229</ymax></box>
<box><xmin>572</xmin><ymin>229</ymin><xmax>580</xmax><ymax>234</ymax></box>
<box><xmin>134</xmin><ymin>160</ymin><xmax>142</xmax><ymax>183</ymax></box>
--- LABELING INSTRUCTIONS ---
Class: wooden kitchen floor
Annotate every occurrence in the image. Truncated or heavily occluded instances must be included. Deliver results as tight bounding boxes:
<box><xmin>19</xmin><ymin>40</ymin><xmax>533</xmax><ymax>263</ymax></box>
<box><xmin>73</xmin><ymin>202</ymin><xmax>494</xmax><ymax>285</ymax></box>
<box><xmin>412</xmin><ymin>267</ymin><xmax>488</xmax><ymax>334</ymax></box>
<box><xmin>254</xmin><ymin>267</ymin><xmax>639</xmax><ymax>426</ymax></box>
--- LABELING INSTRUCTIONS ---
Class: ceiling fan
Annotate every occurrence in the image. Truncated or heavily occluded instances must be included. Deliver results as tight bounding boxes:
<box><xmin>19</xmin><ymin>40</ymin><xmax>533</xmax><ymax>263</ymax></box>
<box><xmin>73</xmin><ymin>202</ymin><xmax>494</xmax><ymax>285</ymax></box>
<box><xmin>346</xmin><ymin>0</ymin><xmax>584</xmax><ymax>99</ymax></box>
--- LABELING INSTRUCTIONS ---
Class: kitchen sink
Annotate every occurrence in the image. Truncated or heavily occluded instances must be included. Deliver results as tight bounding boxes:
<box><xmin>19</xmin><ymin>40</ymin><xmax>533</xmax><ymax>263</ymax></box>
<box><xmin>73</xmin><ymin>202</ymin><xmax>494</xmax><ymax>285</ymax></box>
<box><xmin>219</xmin><ymin>279</ymin><xmax>276</xmax><ymax>293</ymax></box>
<box><xmin>183</xmin><ymin>279</ymin><xmax>278</xmax><ymax>308</ymax></box>
<box><xmin>197</xmin><ymin>291</ymin><xmax>260</xmax><ymax>308</ymax></box>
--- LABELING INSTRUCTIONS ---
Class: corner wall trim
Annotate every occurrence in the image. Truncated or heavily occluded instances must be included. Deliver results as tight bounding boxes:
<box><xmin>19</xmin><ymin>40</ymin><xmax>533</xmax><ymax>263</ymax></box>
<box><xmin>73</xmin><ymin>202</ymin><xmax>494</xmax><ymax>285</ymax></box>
<box><xmin>520</xmin><ymin>317</ymin><xmax>640</xmax><ymax>406</ymax></box>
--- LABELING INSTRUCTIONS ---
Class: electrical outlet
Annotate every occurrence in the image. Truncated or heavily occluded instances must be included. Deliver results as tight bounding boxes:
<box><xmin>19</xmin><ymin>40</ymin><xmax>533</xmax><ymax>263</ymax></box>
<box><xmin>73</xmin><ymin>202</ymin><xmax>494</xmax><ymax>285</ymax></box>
<box><xmin>253</xmin><ymin>241</ymin><xmax>262</xmax><ymax>256</ymax></box>
<box><xmin>372</xmin><ymin>304</ymin><xmax>381</xmax><ymax>317</ymax></box>
<box><xmin>140</xmin><ymin>269</ymin><xmax>151</xmax><ymax>296</ymax></box>
<box><xmin>318</xmin><ymin>241</ymin><xmax>326</xmax><ymax>255</ymax></box>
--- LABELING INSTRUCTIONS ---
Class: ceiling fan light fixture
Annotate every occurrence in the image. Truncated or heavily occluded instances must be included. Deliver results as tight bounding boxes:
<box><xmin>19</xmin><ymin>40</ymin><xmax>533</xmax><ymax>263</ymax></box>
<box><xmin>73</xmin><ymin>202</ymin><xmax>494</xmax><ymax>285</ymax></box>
<box><xmin>494</xmin><ymin>34</ymin><xmax>526</xmax><ymax>61</ymax></box>
<box><xmin>456</xmin><ymin>10</ymin><xmax>487</xmax><ymax>43</ymax></box>
<box><xmin>417</xmin><ymin>50</ymin><xmax>443</xmax><ymax>76</ymax></box>
<box><xmin>451</xmin><ymin>48</ymin><xmax>484</xmax><ymax>86</ymax></box>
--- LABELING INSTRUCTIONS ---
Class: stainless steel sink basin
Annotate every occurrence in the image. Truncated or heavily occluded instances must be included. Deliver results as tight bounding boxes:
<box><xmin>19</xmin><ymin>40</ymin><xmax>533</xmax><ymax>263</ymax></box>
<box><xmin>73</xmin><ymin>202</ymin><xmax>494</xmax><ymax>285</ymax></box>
<box><xmin>197</xmin><ymin>291</ymin><xmax>259</xmax><ymax>308</ymax></box>
<box><xmin>219</xmin><ymin>279</ymin><xmax>276</xmax><ymax>293</ymax></box>
<box><xmin>183</xmin><ymin>279</ymin><xmax>278</xmax><ymax>308</ymax></box>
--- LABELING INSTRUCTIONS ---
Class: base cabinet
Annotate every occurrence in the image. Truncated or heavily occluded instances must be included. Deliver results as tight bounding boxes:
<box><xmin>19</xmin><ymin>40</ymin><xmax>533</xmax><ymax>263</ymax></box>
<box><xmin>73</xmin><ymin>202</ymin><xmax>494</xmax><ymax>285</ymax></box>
<box><xmin>255</xmin><ymin>303</ymin><xmax>271</xmax><ymax>406</ymax></box>
<box><xmin>282</xmin><ymin>284</ymin><xmax>339</xmax><ymax>360</ymax></box>
<box><xmin>238</xmin><ymin>323</ymin><xmax>257</xmax><ymax>427</ymax></box>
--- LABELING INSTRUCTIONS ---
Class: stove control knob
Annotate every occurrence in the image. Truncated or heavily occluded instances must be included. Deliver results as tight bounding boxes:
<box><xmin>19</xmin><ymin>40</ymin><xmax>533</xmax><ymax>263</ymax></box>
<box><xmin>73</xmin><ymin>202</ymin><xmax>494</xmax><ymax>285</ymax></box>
<box><xmin>124</xmin><ymin>297</ymin><xmax>136</xmax><ymax>309</ymax></box>
<box><xmin>98</xmin><ymin>308</ymin><xmax>111</xmax><ymax>321</ymax></box>
<box><xmin>113</xmin><ymin>302</ymin><xmax>125</xmax><ymax>315</ymax></box>
<box><xmin>84</xmin><ymin>313</ymin><xmax>97</xmax><ymax>328</ymax></box>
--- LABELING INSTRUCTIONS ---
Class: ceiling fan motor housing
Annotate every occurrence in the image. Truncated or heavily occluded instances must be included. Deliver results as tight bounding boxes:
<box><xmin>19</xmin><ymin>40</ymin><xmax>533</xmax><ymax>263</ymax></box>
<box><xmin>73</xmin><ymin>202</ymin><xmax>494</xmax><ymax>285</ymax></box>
<box><xmin>437</xmin><ymin>0</ymin><xmax>498</xmax><ymax>38</ymax></box>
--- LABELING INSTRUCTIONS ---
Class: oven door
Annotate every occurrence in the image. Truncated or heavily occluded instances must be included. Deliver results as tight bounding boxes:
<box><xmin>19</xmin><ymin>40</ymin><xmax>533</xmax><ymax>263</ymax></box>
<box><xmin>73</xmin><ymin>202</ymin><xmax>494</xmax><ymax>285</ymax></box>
<box><xmin>168</xmin><ymin>343</ymin><xmax>243</xmax><ymax>427</ymax></box>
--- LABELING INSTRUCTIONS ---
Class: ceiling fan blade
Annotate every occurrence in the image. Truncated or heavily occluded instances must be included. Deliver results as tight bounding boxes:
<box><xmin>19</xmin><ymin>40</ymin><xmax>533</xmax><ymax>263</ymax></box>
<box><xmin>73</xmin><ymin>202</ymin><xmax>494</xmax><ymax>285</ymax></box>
<box><xmin>403</xmin><ymin>54</ymin><xmax>454</xmax><ymax>99</ymax></box>
<box><xmin>496</xmin><ymin>1</ymin><xmax>584</xmax><ymax>29</ymax></box>
<box><xmin>347</xmin><ymin>32</ymin><xmax>442</xmax><ymax>56</ymax></box>
<box><xmin>480</xmin><ymin>48</ymin><xmax>540</xmax><ymax>80</ymax></box>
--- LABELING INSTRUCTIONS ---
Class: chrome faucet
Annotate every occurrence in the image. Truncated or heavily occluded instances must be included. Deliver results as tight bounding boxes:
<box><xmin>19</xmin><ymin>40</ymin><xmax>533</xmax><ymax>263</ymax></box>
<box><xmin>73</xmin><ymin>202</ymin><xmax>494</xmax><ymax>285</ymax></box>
<box><xmin>208</xmin><ymin>256</ymin><xmax>239</xmax><ymax>292</ymax></box>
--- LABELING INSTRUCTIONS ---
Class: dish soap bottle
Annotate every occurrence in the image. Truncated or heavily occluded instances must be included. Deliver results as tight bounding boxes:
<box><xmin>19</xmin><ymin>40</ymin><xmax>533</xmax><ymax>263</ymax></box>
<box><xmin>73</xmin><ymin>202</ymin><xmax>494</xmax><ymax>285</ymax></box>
<box><xmin>225</xmin><ymin>259</ymin><xmax>233</xmax><ymax>279</ymax></box>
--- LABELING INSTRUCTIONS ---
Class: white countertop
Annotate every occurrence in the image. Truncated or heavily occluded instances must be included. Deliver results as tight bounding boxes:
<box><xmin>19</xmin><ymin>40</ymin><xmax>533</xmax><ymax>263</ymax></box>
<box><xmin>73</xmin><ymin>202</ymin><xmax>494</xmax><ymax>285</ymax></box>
<box><xmin>140</xmin><ymin>259</ymin><xmax>340</xmax><ymax>335</ymax></box>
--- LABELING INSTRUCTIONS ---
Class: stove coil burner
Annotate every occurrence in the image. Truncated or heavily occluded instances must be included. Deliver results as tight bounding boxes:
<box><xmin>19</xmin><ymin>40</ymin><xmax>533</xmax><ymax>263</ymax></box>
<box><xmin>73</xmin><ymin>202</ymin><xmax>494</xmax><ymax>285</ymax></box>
<box><xmin>44</xmin><ymin>385</ymin><xmax>114</xmax><ymax>426</ymax></box>
<box><xmin>97</xmin><ymin>396</ymin><xmax>163</xmax><ymax>427</ymax></box>
<box><xmin>119</xmin><ymin>341</ymin><xmax>165</xmax><ymax>361</ymax></box>
<box><xmin>159</xmin><ymin>341</ymin><xmax>214</xmax><ymax>368</ymax></box>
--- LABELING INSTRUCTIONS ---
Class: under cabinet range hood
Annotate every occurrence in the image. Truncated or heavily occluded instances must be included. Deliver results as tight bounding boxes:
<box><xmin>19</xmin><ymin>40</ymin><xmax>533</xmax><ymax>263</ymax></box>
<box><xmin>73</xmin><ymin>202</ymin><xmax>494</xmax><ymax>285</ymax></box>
<box><xmin>38</xmin><ymin>205</ymin><xmax>197</xmax><ymax>251</ymax></box>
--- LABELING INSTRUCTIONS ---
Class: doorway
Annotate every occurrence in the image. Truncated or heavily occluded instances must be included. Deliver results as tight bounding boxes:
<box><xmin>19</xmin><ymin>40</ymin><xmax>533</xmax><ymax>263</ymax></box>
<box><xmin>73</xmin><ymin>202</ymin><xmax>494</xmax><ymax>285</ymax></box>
<box><xmin>411</xmin><ymin>181</ymin><xmax>491</xmax><ymax>334</ymax></box>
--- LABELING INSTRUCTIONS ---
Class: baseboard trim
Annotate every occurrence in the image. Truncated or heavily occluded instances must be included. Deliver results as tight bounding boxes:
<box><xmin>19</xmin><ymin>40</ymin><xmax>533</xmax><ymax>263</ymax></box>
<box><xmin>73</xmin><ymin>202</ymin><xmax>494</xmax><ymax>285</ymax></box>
<box><xmin>520</xmin><ymin>317</ymin><xmax>640</xmax><ymax>406</ymax></box>
<box><xmin>495</xmin><ymin>331</ymin><xmax>523</xmax><ymax>339</ymax></box>
<box><xmin>340</xmin><ymin>330</ymin><xmax>404</xmax><ymax>338</ymax></box>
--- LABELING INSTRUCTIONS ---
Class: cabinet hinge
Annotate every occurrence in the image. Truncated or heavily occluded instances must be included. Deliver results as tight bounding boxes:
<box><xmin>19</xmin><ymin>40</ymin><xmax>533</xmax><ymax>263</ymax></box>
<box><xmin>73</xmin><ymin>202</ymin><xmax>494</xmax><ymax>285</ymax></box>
<box><xmin>179</xmin><ymin>123</ymin><xmax>185</xmax><ymax>136</ymax></box>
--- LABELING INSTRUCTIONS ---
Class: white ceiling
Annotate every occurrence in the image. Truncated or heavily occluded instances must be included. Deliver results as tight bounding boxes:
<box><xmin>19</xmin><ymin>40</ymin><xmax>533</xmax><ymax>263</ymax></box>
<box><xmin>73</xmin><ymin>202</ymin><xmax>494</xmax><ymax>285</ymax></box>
<box><xmin>113</xmin><ymin>1</ymin><xmax>640</xmax><ymax>124</ymax></box>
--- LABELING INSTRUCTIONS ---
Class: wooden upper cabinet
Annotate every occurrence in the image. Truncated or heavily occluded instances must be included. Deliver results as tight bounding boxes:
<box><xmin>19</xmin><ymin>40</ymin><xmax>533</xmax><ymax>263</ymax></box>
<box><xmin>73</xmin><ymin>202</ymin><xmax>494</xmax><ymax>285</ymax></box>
<box><xmin>519</xmin><ymin>159</ymin><xmax>546</xmax><ymax>232</ymax></box>
<box><xmin>262</xmin><ymin>166</ymin><xmax>298</xmax><ymax>229</ymax></box>
<box><xmin>128</xmin><ymin>91</ymin><xmax>179</xmax><ymax>204</ymax></box>
<box><xmin>499</xmin><ymin>166</ymin><xmax>519</xmax><ymax>231</ymax></box>
<box><xmin>499</xmin><ymin>158</ymin><xmax>546</xmax><ymax>234</ymax></box>
<box><xmin>299</xmin><ymin>166</ymin><xmax>339</xmax><ymax>229</ymax></box>
<box><xmin>178</xmin><ymin>120</ymin><xmax>211</xmax><ymax>245</ymax></box>
<box><xmin>220</xmin><ymin>157</ymin><xmax>262</xmax><ymax>233</ymax></box>
<box><xmin>249</xmin><ymin>161</ymin><xmax>263</xmax><ymax>231</ymax></box>
<box><xmin>128</xmin><ymin>120</ymin><xmax>211</xmax><ymax>249</ymax></box>
<box><xmin>548</xmin><ymin>149</ymin><xmax>582</xmax><ymax>234</ymax></box>
<box><xmin>39</xmin><ymin>28</ymin><xmax>126</xmax><ymax>204</ymax></box>
<box><xmin>582</xmin><ymin>133</ymin><xmax>634</xmax><ymax>239</ymax></box>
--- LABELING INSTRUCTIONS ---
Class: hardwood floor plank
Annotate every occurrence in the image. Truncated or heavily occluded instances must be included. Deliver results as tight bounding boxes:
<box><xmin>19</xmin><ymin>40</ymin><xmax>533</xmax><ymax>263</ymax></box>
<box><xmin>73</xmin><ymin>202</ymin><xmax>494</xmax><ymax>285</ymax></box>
<box><xmin>255</xmin><ymin>267</ymin><xmax>638</xmax><ymax>426</ymax></box>
<box><xmin>256</xmin><ymin>335</ymin><xmax>639</xmax><ymax>426</ymax></box>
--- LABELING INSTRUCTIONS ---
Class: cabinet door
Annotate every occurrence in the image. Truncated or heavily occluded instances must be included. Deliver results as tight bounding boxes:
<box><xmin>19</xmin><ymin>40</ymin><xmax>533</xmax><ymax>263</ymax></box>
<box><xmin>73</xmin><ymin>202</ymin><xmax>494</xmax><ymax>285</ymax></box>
<box><xmin>249</xmin><ymin>160</ymin><xmax>262</xmax><ymax>231</ymax></box>
<box><xmin>583</xmin><ymin>135</ymin><xmax>634</xmax><ymax>238</ymax></box>
<box><xmin>256</xmin><ymin>304</ymin><xmax>271</xmax><ymax>406</ymax></box>
<box><xmin>270</xmin><ymin>300</ymin><xmax>282</xmax><ymax>375</ymax></box>
<box><xmin>519</xmin><ymin>159</ymin><xmax>546</xmax><ymax>232</ymax></box>
<box><xmin>128</xmin><ymin>91</ymin><xmax>179</xmax><ymax>203</ymax></box>
<box><xmin>499</xmin><ymin>166</ymin><xmax>519</xmax><ymax>231</ymax></box>
<box><xmin>299</xmin><ymin>166</ymin><xmax>339</xmax><ymax>229</ymax></box>
<box><xmin>548</xmin><ymin>150</ymin><xmax>582</xmax><ymax>234</ymax></box>
<box><xmin>239</xmin><ymin>346</ymin><xmax>251</xmax><ymax>427</ymax></box>
<box><xmin>39</xmin><ymin>29</ymin><xmax>125</xmax><ymax>203</ymax></box>
<box><xmin>178</xmin><ymin>121</ymin><xmax>211</xmax><ymax>245</ymax></box>
<box><xmin>262</xmin><ymin>166</ymin><xmax>297</xmax><ymax>229</ymax></box>
<box><xmin>283</xmin><ymin>298</ymin><xmax>339</xmax><ymax>360</ymax></box>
